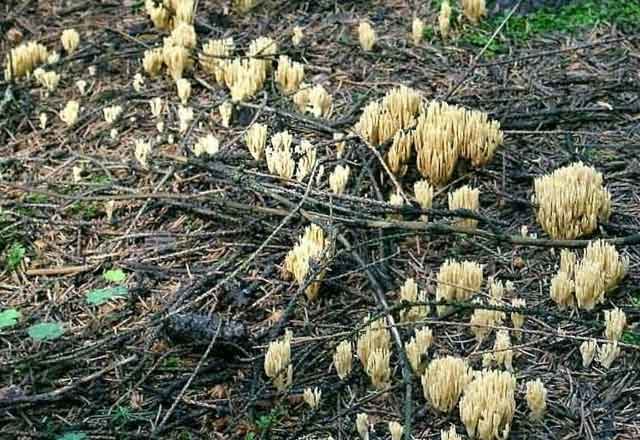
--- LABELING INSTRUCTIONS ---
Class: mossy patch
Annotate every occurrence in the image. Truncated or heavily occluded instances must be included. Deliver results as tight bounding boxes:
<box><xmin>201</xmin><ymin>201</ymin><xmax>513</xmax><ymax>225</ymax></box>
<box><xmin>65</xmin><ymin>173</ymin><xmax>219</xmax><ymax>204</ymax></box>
<box><xmin>460</xmin><ymin>0</ymin><xmax>640</xmax><ymax>54</ymax></box>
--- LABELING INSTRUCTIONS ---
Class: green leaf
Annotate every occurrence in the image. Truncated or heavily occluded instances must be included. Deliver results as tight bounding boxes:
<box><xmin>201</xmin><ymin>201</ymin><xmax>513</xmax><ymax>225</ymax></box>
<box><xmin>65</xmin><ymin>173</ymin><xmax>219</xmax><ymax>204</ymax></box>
<box><xmin>6</xmin><ymin>242</ymin><xmax>25</xmax><ymax>270</ymax></box>
<box><xmin>86</xmin><ymin>286</ymin><xmax>128</xmax><ymax>306</ymax></box>
<box><xmin>27</xmin><ymin>322</ymin><xmax>64</xmax><ymax>341</ymax></box>
<box><xmin>0</xmin><ymin>308</ymin><xmax>21</xmax><ymax>329</ymax></box>
<box><xmin>622</xmin><ymin>331</ymin><xmax>640</xmax><ymax>346</ymax></box>
<box><xmin>57</xmin><ymin>433</ymin><xmax>87</xmax><ymax>440</ymax></box>
<box><xmin>103</xmin><ymin>268</ymin><xmax>126</xmax><ymax>283</ymax></box>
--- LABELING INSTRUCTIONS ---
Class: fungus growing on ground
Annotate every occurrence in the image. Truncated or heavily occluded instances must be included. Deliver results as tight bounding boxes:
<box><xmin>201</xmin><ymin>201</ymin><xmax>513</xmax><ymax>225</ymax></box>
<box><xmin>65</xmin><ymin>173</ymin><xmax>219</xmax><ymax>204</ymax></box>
<box><xmin>580</xmin><ymin>339</ymin><xmax>597</xmax><ymax>368</ymax></box>
<box><xmin>459</xmin><ymin>369</ymin><xmax>516</xmax><ymax>440</ymax></box>
<box><xmin>414</xmin><ymin>101</ymin><xmax>503</xmax><ymax>186</ymax></box>
<box><xmin>61</xmin><ymin>29</ymin><xmax>80</xmax><ymax>54</ymax></box>
<box><xmin>219</xmin><ymin>101</ymin><xmax>233</xmax><ymax>128</ymax></box>
<box><xmin>574</xmin><ymin>260</ymin><xmax>607</xmax><ymax>311</ymax></box>
<box><xmin>307</xmin><ymin>84</ymin><xmax>332</xmax><ymax>118</ymax></box>
<box><xmin>60</xmin><ymin>100</ymin><xmax>80</xmax><ymax>127</ymax></box>
<box><xmin>283</xmin><ymin>224</ymin><xmax>328</xmax><ymax>300</ymax></box>
<box><xmin>398</xmin><ymin>277</ymin><xmax>430</xmax><ymax>323</ymax></box>
<box><xmin>435</xmin><ymin>259</ymin><xmax>483</xmax><ymax>316</ymax></box>
<box><xmin>532</xmin><ymin>162</ymin><xmax>611</xmax><ymax>239</ymax></box>
<box><xmin>334</xmin><ymin>133</ymin><xmax>347</xmax><ymax>158</ymax></box>
<box><xmin>266</xmin><ymin>130</ymin><xmax>295</xmax><ymax>179</ymax></box>
<box><xmin>245</xmin><ymin>123</ymin><xmax>267</xmax><ymax>160</ymax></box>
<box><xmin>386</xmin><ymin>130</ymin><xmax>413</xmax><ymax>176</ymax></box>
<box><xmin>176</xmin><ymin>78</ymin><xmax>191</xmax><ymax>105</ymax></box>
<box><xmin>604</xmin><ymin>308</ymin><xmax>626</xmax><ymax>341</ymax></box>
<box><xmin>223</xmin><ymin>58</ymin><xmax>264</xmax><ymax>102</ymax></box>
<box><xmin>168</xmin><ymin>22</ymin><xmax>197</xmax><ymax>49</ymax></box>
<box><xmin>134</xmin><ymin>139</ymin><xmax>152</xmax><ymax>169</ymax></box>
<box><xmin>389</xmin><ymin>421</ymin><xmax>404</xmax><ymax>440</ymax></box>
<box><xmin>356</xmin><ymin>413</ymin><xmax>369</xmax><ymax>440</ymax></box>
<box><xmin>414</xmin><ymin>179</ymin><xmax>434</xmax><ymax>222</ymax></box>
<box><xmin>525</xmin><ymin>379</ymin><xmax>547</xmax><ymax>421</ymax></box>
<box><xmin>448</xmin><ymin>185</ymin><xmax>480</xmax><ymax>230</ymax></box>
<box><xmin>303</xmin><ymin>387</ymin><xmax>321</xmax><ymax>409</ymax></box>
<box><xmin>248</xmin><ymin>36</ymin><xmax>278</xmax><ymax>76</ymax></box>
<box><xmin>192</xmin><ymin>134</ymin><xmax>219</xmax><ymax>157</ymax></box>
<box><xmin>596</xmin><ymin>341</ymin><xmax>620</xmax><ymax>369</ymax></box>
<box><xmin>462</xmin><ymin>0</ymin><xmax>487</xmax><ymax>24</ymax></box>
<box><xmin>264</xmin><ymin>329</ymin><xmax>293</xmax><ymax>392</ymax></box>
<box><xmin>358</xmin><ymin>21</ymin><xmax>376</xmax><ymax>51</ymax></box>
<box><xmin>357</xmin><ymin>316</ymin><xmax>391</xmax><ymax>370</ymax></box>
<box><xmin>145</xmin><ymin>0</ymin><xmax>194</xmax><ymax>30</ymax></box>
<box><xmin>334</xmin><ymin>340</ymin><xmax>353</xmax><ymax>380</ymax></box>
<box><xmin>275</xmin><ymin>55</ymin><xmax>304</xmax><ymax>94</ymax></box>
<box><xmin>439</xmin><ymin>1</ymin><xmax>452</xmax><ymax>38</ymax></box>
<box><xmin>354</xmin><ymin>86</ymin><xmax>422</xmax><ymax>145</ymax></box>
<box><xmin>469</xmin><ymin>299</ymin><xmax>504</xmax><ymax>342</ymax></box>
<box><xmin>412</xmin><ymin>18</ymin><xmax>424</xmax><ymax>45</ymax></box>
<box><xmin>405</xmin><ymin>326</ymin><xmax>433</xmax><ymax>373</ymax></box>
<box><xmin>441</xmin><ymin>425</ymin><xmax>463</xmax><ymax>440</ymax></box>
<box><xmin>103</xmin><ymin>105</ymin><xmax>123</xmax><ymax>125</ymax></box>
<box><xmin>4</xmin><ymin>41</ymin><xmax>49</xmax><ymax>79</ymax></box>
<box><xmin>143</xmin><ymin>49</ymin><xmax>164</xmax><ymax>78</ymax></box>
<box><xmin>39</xmin><ymin>113</ymin><xmax>48</xmax><ymax>130</ymax></box>
<box><xmin>132</xmin><ymin>73</ymin><xmax>145</xmax><ymax>92</ymax></box>
<box><xmin>145</xmin><ymin>0</ymin><xmax>172</xmax><ymax>30</ymax></box>
<box><xmin>549</xmin><ymin>271</ymin><xmax>575</xmax><ymax>310</ymax></box>
<box><xmin>511</xmin><ymin>298</ymin><xmax>526</xmax><ymax>334</ymax></box>
<box><xmin>560</xmin><ymin>249</ymin><xmax>576</xmax><ymax>276</ymax></box>
<box><xmin>548</xmin><ymin>240</ymin><xmax>628</xmax><ymax>311</ymax></box>
<box><xmin>329</xmin><ymin>165</ymin><xmax>350</xmax><ymax>194</ymax></box>
<box><xmin>177</xmin><ymin>105</ymin><xmax>193</xmax><ymax>133</ymax></box>
<box><xmin>582</xmin><ymin>240</ymin><xmax>628</xmax><ymax>291</ymax></box>
<box><xmin>76</xmin><ymin>79</ymin><xmax>87</xmax><ymax>95</ymax></box>
<box><xmin>366</xmin><ymin>347</ymin><xmax>391</xmax><ymax>389</ymax></box>
<box><xmin>163</xmin><ymin>43</ymin><xmax>192</xmax><ymax>81</ymax></box>
<box><xmin>421</xmin><ymin>356</ymin><xmax>473</xmax><ymax>413</ymax></box>
<box><xmin>492</xmin><ymin>330</ymin><xmax>514</xmax><ymax>370</ymax></box>
<box><xmin>292</xmin><ymin>26</ymin><xmax>304</xmax><ymax>46</ymax></box>
<box><xmin>149</xmin><ymin>97</ymin><xmax>164</xmax><ymax>118</ymax></box>
<box><xmin>34</xmin><ymin>68</ymin><xmax>60</xmax><ymax>92</ymax></box>
<box><xmin>295</xmin><ymin>140</ymin><xmax>317</xmax><ymax>182</ymax></box>
<box><xmin>200</xmin><ymin>38</ymin><xmax>234</xmax><ymax>85</ymax></box>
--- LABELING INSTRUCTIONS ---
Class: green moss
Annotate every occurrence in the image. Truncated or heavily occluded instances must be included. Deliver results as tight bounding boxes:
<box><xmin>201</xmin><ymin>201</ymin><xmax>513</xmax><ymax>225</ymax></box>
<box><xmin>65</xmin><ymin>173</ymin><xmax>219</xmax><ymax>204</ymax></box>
<box><xmin>461</xmin><ymin>0</ymin><xmax>640</xmax><ymax>52</ymax></box>
<box><xmin>26</xmin><ymin>193</ymin><xmax>50</xmax><ymax>204</ymax></box>
<box><xmin>67</xmin><ymin>201</ymin><xmax>101</xmax><ymax>220</ymax></box>
<box><xmin>622</xmin><ymin>331</ymin><xmax>640</xmax><ymax>346</ymax></box>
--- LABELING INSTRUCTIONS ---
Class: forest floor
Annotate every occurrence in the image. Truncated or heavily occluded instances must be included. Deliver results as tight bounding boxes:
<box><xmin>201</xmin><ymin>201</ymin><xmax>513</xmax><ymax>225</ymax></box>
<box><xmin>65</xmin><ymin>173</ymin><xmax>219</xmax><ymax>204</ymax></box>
<box><xmin>1</xmin><ymin>1</ymin><xmax>639</xmax><ymax>439</ymax></box>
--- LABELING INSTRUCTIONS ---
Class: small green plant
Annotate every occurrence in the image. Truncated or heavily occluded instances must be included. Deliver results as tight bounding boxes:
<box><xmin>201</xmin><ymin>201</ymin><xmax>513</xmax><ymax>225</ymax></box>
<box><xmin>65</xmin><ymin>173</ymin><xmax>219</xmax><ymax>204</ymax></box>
<box><xmin>6</xmin><ymin>242</ymin><xmax>26</xmax><ymax>270</ymax></box>
<box><xmin>0</xmin><ymin>308</ymin><xmax>21</xmax><ymax>329</ymax></box>
<box><xmin>103</xmin><ymin>268</ymin><xmax>127</xmax><ymax>283</ymax></box>
<box><xmin>26</xmin><ymin>193</ymin><xmax>50</xmax><ymax>204</ymax></box>
<box><xmin>163</xmin><ymin>356</ymin><xmax>183</xmax><ymax>369</ymax></box>
<box><xmin>622</xmin><ymin>331</ymin><xmax>640</xmax><ymax>346</ymax></box>
<box><xmin>254</xmin><ymin>407</ymin><xmax>284</xmax><ymax>434</ymax></box>
<box><xmin>67</xmin><ymin>201</ymin><xmax>100</xmax><ymax>220</ymax></box>
<box><xmin>27</xmin><ymin>322</ymin><xmax>64</xmax><ymax>341</ymax></box>
<box><xmin>86</xmin><ymin>286</ymin><xmax>128</xmax><ymax>306</ymax></box>
<box><xmin>112</xmin><ymin>405</ymin><xmax>134</xmax><ymax>427</ymax></box>
<box><xmin>90</xmin><ymin>174</ymin><xmax>112</xmax><ymax>185</ymax></box>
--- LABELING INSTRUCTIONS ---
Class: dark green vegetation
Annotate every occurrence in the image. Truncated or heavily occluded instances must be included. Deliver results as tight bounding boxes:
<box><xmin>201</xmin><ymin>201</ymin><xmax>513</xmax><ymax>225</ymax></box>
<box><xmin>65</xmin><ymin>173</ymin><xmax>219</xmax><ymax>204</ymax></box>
<box><xmin>461</xmin><ymin>0</ymin><xmax>640</xmax><ymax>53</ymax></box>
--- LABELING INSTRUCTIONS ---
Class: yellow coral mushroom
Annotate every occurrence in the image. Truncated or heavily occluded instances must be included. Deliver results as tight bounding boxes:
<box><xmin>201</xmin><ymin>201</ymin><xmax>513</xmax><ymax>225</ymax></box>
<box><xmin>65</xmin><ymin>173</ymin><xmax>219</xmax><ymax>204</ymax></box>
<box><xmin>532</xmin><ymin>162</ymin><xmax>611</xmax><ymax>239</ymax></box>
<box><xmin>421</xmin><ymin>356</ymin><xmax>473</xmax><ymax>413</ymax></box>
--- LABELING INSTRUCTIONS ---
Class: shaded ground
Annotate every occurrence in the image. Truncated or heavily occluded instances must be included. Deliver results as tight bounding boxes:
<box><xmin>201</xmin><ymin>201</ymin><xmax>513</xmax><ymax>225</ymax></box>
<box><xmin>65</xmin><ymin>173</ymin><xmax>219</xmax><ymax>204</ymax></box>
<box><xmin>1</xmin><ymin>1</ymin><xmax>639</xmax><ymax>440</ymax></box>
